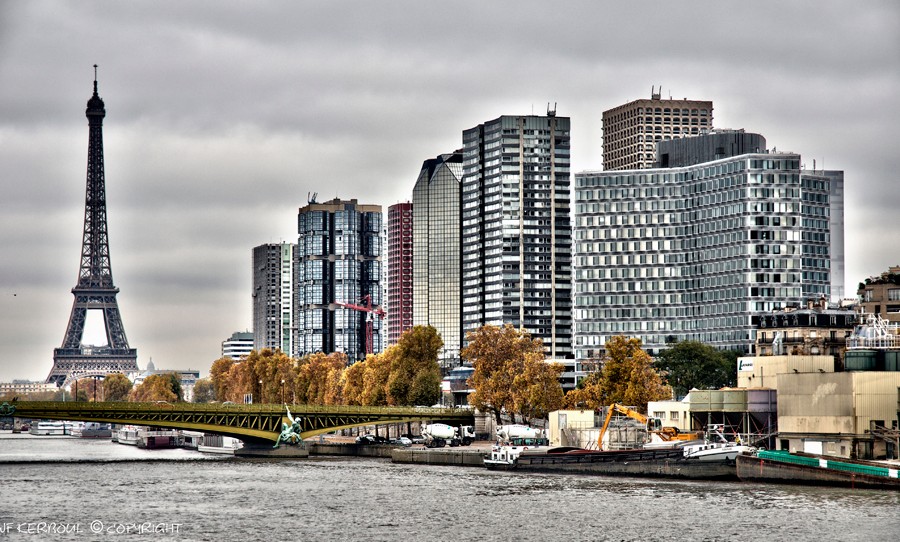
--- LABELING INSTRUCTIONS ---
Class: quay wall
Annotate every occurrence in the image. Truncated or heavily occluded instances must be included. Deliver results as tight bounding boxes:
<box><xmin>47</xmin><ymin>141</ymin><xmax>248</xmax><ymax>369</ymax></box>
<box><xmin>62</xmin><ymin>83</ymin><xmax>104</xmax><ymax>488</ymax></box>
<box><xmin>391</xmin><ymin>448</ymin><xmax>485</xmax><ymax>467</ymax></box>
<box><xmin>307</xmin><ymin>443</ymin><xmax>394</xmax><ymax>458</ymax></box>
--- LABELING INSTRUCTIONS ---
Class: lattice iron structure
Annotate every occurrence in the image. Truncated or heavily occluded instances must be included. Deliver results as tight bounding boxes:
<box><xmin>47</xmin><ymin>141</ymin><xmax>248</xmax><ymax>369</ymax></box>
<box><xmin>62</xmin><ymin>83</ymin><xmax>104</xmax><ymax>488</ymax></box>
<box><xmin>11</xmin><ymin>402</ymin><xmax>475</xmax><ymax>444</ymax></box>
<box><xmin>47</xmin><ymin>67</ymin><xmax>138</xmax><ymax>387</ymax></box>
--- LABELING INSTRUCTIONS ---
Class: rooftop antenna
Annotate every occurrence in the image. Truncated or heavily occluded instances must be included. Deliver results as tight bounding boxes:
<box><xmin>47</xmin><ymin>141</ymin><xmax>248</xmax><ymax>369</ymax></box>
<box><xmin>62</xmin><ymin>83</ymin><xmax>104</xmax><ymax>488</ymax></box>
<box><xmin>93</xmin><ymin>64</ymin><xmax>98</xmax><ymax>94</ymax></box>
<box><xmin>308</xmin><ymin>191</ymin><xmax>318</xmax><ymax>204</ymax></box>
<box><xmin>547</xmin><ymin>102</ymin><xmax>557</xmax><ymax>117</ymax></box>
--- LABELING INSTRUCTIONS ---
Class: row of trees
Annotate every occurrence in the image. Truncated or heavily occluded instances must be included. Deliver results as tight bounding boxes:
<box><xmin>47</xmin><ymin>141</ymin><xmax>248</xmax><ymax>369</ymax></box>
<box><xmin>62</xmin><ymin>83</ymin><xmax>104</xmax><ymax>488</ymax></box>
<box><xmin>1</xmin><ymin>326</ymin><xmax>738</xmax><ymax>419</ymax></box>
<box><xmin>208</xmin><ymin>325</ymin><xmax>444</xmax><ymax>407</ymax></box>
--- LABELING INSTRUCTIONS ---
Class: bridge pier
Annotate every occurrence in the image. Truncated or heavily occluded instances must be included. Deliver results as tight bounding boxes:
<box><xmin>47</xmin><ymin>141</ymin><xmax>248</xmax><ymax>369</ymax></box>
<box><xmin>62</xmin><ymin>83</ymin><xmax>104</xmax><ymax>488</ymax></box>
<box><xmin>235</xmin><ymin>443</ymin><xmax>310</xmax><ymax>458</ymax></box>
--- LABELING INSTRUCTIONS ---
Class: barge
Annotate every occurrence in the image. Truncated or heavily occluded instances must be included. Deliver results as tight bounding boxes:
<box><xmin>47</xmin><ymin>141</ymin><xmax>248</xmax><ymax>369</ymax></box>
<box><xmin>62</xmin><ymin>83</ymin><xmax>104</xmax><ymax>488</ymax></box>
<box><xmin>736</xmin><ymin>451</ymin><xmax>900</xmax><ymax>490</ymax></box>
<box><xmin>507</xmin><ymin>446</ymin><xmax>740</xmax><ymax>480</ymax></box>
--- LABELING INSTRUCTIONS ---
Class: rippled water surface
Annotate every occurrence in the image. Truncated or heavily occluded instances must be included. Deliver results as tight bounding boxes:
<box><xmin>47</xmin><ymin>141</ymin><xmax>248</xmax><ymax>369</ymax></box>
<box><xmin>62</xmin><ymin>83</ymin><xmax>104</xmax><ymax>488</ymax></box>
<box><xmin>1</xmin><ymin>433</ymin><xmax>898</xmax><ymax>541</ymax></box>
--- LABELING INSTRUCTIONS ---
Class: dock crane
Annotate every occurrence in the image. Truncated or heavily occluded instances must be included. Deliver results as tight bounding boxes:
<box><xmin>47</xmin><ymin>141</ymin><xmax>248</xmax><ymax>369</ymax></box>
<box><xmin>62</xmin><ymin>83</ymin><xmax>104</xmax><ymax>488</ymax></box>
<box><xmin>597</xmin><ymin>404</ymin><xmax>704</xmax><ymax>450</ymax></box>
<box><xmin>333</xmin><ymin>295</ymin><xmax>385</xmax><ymax>356</ymax></box>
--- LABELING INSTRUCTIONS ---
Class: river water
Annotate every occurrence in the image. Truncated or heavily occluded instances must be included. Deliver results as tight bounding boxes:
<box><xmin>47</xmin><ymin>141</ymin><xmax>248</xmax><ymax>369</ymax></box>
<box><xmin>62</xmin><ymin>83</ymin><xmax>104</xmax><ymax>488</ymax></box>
<box><xmin>1</xmin><ymin>432</ymin><xmax>898</xmax><ymax>541</ymax></box>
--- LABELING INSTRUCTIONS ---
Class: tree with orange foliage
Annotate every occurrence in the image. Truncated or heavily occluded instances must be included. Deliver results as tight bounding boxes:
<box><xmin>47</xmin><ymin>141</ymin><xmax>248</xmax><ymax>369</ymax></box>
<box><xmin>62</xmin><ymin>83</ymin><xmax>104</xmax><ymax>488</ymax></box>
<box><xmin>564</xmin><ymin>336</ymin><xmax>671</xmax><ymax>413</ymax></box>
<box><xmin>462</xmin><ymin>324</ymin><xmax>546</xmax><ymax>424</ymax></box>
<box><xmin>130</xmin><ymin>373</ymin><xmax>182</xmax><ymax>403</ymax></box>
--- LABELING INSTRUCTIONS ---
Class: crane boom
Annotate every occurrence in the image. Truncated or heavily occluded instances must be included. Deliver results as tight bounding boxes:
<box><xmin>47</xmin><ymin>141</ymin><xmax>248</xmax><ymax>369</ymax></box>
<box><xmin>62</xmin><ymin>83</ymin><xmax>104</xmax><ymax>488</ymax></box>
<box><xmin>332</xmin><ymin>295</ymin><xmax>385</xmax><ymax>355</ymax></box>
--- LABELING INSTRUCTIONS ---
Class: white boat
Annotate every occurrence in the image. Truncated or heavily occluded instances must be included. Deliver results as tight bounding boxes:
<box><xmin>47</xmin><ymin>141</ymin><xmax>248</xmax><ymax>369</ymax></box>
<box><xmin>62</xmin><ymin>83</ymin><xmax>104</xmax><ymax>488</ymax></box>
<box><xmin>483</xmin><ymin>436</ymin><xmax>550</xmax><ymax>469</ymax></box>
<box><xmin>29</xmin><ymin>421</ymin><xmax>67</xmax><ymax>436</ymax></box>
<box><xmin>197</xmin><ymin>433</ymin><xmax>243</xmax><ymax>454</ymax></box>
<box><xmin>682</xmin><ymin>425</ymin><xmax>755</xmax><ymax>461</ymax></box>
<box><xmin>114</xmin><ymin>426</ymin><xmax>142</xmax><ymax>446</ymax></box>
<box><xmin>181</xmin><ymin>430</ymin><xmax>204</xmax><ymax>450</ymax></box>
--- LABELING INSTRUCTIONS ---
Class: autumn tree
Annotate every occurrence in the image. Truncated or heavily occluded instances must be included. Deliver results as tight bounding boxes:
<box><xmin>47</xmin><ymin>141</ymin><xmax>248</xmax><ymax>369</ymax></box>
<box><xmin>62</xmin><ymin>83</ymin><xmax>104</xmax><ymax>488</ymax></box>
<box><xmin>513</xmin><ymin>354</ymin><xmax>566</xmax><ymax>421</ymax></box>
<box><xmin>192</xmin><ymin>378</ymin><xmax>215</xmax><ymax>403</ymax></box>
<box><xmin>103</xmin><ymin>373</ymin><xmax>133</xmax><ymax>402</ymax></box>
<box><xmin>565</xmin><ymin>336</ymin><xmax>670</xmax><ymax>413</ymax></box>
<box><xmin>209</xmin><ymin>357</ymin><xmax>236</xmax><ymax>401</ymax></box>
<box><xmin>387</xmin><ymin>325</ymin><xmax>443</xmax><ymax>406</ymax></box>
<box><xmin>361</xmin><ymin>350</ymin><xmax>393</xmax><ymax>406</ymax></box>
<box><xmin>130</xmin><ymin>373</ymin><xmax>182</xmax><ymax>403</ymax></box>
<box><xmin>462</xmin><ymin>324</ymin><xmax>546</xmax><ymax>424</ymax></box>
<box><xmin>73</xmin><ymin>378</ymin><xmax>103</xmax><ymax>402</ymax></box>
<box><xmin>341</xmin><ymin>360</ymin><xmax>367</xmax><ymax>405</ymax></box>
<box><xmin>295</xmin><ymin>352</ymin><xmax>346</xmax><ymax>405</ymax></box>
<box><xmin>653</xmin><ymin>340</ymin><xmax>738</xmax><ymax>399</ymax></box>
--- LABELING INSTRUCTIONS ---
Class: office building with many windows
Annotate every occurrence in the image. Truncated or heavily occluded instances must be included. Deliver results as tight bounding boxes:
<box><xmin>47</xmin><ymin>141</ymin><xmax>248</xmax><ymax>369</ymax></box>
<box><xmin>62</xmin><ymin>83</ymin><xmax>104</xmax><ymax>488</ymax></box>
<box><xmin>296</xmin><ymin>198</ymin><xmax>382</xmax><ymax>362</ymax></box>
<box><xmin>387</xmin><ymin>202</ymin><xmax>413</xmax><ymax>345</ymax></box>
<box><xmin>573</xmin><ymin>131</ymin><xmax>842</xmax><ymax>359</ymax></box>
<box><xmin>462</xmin><ymin>113</ymin><xmax>572</xmax><ymax>358</ymax></box>
<box><xmin>602</xmin><ymin>89</ymin><xmax>713</xmax><ymax>170</ymax></box>
<box><xmin>221</xmin><ymin>331</ymin><xmax>254</xmax><ymax>360</ymax></box>
<box><xmin>252</xmin><ymin>243</ymin><xmax>297</xmax><ymax>355</ymax></box>
<box><xmin>412</xmin><ymin>151</ymin><xmax>463</xmax><ymax>368</ymax></box>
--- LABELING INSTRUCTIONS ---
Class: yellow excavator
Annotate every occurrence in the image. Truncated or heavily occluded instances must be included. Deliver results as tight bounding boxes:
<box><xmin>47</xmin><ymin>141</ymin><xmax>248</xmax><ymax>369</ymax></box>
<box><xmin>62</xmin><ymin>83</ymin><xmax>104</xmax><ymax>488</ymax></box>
<box><xmin>597</xmin><ymin>404</ymin><xmax>703</xmax><ymax>450</ymax></box>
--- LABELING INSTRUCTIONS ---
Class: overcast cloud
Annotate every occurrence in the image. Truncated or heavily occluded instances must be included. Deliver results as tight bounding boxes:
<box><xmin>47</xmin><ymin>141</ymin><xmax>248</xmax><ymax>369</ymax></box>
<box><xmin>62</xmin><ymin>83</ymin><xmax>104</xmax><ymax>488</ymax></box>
<box><xmin>1</xmin><ymin>1</ymin><xmax>898</xmax><ymax>381</ymax></box>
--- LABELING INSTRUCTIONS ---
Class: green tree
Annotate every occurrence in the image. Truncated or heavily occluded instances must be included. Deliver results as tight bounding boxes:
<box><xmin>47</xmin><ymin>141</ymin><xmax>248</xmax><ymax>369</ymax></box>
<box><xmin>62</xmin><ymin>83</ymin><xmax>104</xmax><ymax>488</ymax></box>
<box><xmin>462</xmin><ymin>324</ymin><xmax>545</xmax><ymax>424</ymax></box>
<box><xmin>192</xmin><ymin>378</ymin><xmax>215</xmax><ymax>403</ymax></box>
<box><xmin>653</xmin><ymin>340</ymin><xmax>737</xmax><ymax>399</ymax></box>
<box><xmin>387</xmin><ymin>325</ymin><xmax>443</xmax><ymax>406</ymax></box>
<box><xmin>103</xmin><ymin>373</ymin><xmax>133</xmax><ymax>402</ymax></box>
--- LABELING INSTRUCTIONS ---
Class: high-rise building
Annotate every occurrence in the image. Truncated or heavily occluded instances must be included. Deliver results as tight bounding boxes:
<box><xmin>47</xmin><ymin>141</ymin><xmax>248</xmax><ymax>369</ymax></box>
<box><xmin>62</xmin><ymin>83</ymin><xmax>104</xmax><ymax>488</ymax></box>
<box><xmin>412</xmin><ymin>151</ymin><xmax>463</xmax><ymax>368</ymax></box>
<box><xmin>296</xmin><ymin>198</ymin><xmax>382</xmax><ymax>362</ymax></box>
<box><xmin>387</xmin><ymin>202</ymin><xmax>413</xmax><ymax>345</ymax></box>
<box><xmin>222</xmin><ymin>331</ymin><xmax>254</xmax><ymax>360</ymax></box>
<box><xmin>573</xmin><ymin>130</ymin><xmax>843</xmax><ymax>359</ymax></box>
<box><xmin>602</xmin><ymin>88</ymin><xmax>713</xmax><ymax>170</ymax></box>
<box><xmin>252</xmin><ymin>243</ymin><xmax>297</xmax><ymax>355</ymax></box>
<box><xmin>461</xmin><ymin>113</ymin><xmax>572</xmax><ymax>358</ymax></box>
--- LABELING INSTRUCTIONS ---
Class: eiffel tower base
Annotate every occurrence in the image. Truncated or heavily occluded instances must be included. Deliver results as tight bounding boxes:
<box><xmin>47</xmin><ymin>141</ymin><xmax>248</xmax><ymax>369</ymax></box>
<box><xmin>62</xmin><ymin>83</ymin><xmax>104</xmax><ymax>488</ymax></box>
<box><xmin>47</xmin><ymin>348</ymin><xmax>139</xmax><ymax>388</ymax></box>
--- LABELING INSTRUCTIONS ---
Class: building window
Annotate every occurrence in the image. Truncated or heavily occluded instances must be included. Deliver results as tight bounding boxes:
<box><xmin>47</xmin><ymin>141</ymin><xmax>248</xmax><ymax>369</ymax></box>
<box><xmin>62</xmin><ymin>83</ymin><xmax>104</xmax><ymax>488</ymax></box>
<box><xmin>670</xmin><ymin>412</ymin><xmax>679</xmax><ymax>421</ymax></box>
<box><xmin>888</xmin><ymin>289</ymin><xmax>900</xmax><ymax>301</ymax></box>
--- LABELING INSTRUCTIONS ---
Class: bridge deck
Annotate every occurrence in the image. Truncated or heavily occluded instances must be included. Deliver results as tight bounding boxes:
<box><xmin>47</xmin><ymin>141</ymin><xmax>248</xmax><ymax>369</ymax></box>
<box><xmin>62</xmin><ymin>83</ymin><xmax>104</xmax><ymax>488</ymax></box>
<box><xmin>6</xmin><ymin>402</ymin><xmax>475</xmax><ymax>443</ymax></box>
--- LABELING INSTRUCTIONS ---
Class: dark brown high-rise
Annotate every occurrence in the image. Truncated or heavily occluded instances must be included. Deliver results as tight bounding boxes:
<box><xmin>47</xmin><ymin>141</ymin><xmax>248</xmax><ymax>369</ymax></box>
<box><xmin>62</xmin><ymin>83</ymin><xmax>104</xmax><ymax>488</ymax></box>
<box><xmin>47</xmin><ymin>67</ymin><xmax>138</xmax><ymax>386</ymax></box>
<box><xmin>602</xmin><ymin>88</ymin><xmax>713</xmax><ymax>170</ymax></box>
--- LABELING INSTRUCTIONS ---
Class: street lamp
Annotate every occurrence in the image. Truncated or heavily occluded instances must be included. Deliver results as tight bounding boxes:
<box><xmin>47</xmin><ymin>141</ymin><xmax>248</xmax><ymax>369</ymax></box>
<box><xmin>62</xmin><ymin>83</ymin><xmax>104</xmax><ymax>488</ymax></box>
<box><xmin>281</xmin><ymin>379</ymin><xmax>286</xmax><ymax>404</ymax></box>
<box><xmin>259</xmin><ymin>380</ymin><xmax>263</xmax><ymax>404</ymax></box>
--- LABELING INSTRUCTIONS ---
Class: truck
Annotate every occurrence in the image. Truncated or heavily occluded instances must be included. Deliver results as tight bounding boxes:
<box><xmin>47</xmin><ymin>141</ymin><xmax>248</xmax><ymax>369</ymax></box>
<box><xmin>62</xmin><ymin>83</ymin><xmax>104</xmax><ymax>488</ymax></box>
<box><xmin>421</xmin><ymin>424</ymin><xmax>476</xmax><ymax>448</ymax></box>
<box><xmin>496</xmin><ymin>424</ymin><xmax>545</xmax><ymax>443</ymax></box>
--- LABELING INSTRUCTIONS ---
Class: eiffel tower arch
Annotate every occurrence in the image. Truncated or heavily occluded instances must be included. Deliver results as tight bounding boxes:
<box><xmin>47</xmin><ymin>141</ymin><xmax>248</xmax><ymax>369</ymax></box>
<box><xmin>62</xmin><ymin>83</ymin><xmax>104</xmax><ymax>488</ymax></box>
<box><xmin>46</xmin><ymin>67</ymin><xmax>138</xmax><ymax>387</ymax></box>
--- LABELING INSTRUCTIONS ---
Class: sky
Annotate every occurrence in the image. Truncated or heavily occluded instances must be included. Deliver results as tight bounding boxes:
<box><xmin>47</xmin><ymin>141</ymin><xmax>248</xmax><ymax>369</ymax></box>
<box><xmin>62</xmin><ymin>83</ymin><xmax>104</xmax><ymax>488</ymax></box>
<box><xmin>1</xmin><ymin>1</ymin><xmax>898</xmax><ymax>382</ymax></box>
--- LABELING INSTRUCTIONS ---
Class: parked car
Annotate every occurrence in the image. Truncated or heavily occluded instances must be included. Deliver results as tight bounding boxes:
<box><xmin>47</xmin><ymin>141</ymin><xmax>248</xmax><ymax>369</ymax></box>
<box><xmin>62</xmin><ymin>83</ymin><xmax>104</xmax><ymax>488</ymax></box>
<box><xmin>392</xmin><ymin>436</ymin><xmax>412</xmax><ymax>447</ymax></box>
<box><xmin>355</xmin><ymin>434</ymin><xmax>375</xmax><ymax>444</ymax></box>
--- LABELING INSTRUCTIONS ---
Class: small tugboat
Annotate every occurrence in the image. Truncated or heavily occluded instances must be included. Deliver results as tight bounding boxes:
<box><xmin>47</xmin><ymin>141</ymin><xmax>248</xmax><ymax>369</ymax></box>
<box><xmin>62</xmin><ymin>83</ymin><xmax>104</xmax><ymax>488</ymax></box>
<box><xmin>681</xmin><ymin>425</ymin><xmax>756</xmax><ymax>461</ymax></box>
<box><xmin>484</xmin><ymin>435</ymin><xmax>551</xmax><ymax>469</ymax></box>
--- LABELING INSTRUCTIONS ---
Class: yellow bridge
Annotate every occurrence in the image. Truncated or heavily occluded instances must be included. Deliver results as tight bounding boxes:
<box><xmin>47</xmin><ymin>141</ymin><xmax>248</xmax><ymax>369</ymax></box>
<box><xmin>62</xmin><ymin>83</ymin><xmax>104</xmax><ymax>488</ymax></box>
<box><xmin>4</xmin><ymin>401</ymin><xmax>474</xmax><ymax>444</ymax></box>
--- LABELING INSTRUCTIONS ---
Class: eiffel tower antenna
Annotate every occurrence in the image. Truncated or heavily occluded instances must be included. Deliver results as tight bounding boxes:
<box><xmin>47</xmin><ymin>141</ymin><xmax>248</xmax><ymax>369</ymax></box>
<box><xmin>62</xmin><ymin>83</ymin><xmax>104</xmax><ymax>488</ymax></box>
<box><xmin>47</xmin><ymin>67</ymin><xmax>138</xmax><ymax>387</ymax></box>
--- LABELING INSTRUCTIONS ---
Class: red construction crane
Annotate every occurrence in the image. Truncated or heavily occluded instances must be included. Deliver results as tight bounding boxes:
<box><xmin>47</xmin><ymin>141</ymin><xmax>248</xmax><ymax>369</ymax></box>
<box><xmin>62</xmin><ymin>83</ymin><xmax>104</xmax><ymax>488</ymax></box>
<box><xmin>333</xmin><ymin>294</ymin><xmax>385</xmax><ymax>356</ymax></box>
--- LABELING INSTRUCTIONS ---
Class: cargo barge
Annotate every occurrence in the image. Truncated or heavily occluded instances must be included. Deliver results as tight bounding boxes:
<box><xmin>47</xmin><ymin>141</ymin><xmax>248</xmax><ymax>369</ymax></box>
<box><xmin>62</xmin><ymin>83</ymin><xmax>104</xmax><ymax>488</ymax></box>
<box><xmin>736</xmin><ymin>451</ymin><xmax>900</xmax><ymax>490</ymax></box>
<box><xmin>489</xmin><ymin>445</ymin><xmax>740</xmax><ymax>480</ymax></box>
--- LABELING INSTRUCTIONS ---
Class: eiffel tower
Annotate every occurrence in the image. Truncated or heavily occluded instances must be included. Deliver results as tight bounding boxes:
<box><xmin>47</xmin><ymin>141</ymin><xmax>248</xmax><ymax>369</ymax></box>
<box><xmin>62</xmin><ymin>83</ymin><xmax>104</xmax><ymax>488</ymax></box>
<box><xmin>46</xmin><ymin>67</ymin><xmax>138</xmax><ymax>387</ymax></box>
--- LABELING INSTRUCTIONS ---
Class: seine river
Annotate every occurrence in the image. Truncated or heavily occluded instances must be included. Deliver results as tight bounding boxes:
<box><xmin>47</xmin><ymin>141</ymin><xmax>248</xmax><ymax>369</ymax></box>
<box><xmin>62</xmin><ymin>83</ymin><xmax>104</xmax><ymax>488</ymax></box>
<box><xmin>1</xmin><ymin>432</ymin><xmax>898</xmax><ymax>542</ymax></box>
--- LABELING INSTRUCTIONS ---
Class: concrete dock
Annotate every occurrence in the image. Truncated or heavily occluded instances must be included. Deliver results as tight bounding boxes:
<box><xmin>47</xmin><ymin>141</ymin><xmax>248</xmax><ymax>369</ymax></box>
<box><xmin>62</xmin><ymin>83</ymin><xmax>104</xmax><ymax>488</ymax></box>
<box><xmin>391</xmin><ymin>447</ymin><xmax>485</xmax><ymax>467</ymax></box>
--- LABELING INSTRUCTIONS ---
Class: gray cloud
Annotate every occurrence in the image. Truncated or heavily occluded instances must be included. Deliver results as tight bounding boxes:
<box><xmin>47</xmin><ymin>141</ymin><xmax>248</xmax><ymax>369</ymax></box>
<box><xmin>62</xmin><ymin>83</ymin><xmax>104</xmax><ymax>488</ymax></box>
<box><xmin>1</xmin><ymin>0</ymin><xmax>898</xmax><ymax>381</ymax></box>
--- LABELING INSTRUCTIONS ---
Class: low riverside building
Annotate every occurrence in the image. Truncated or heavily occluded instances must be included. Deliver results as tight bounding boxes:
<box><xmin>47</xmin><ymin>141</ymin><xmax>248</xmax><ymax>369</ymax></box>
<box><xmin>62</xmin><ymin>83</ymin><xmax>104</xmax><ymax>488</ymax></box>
<box><xmin>738</xmin><ymin>313</ymin><xmax>900</xmax><ymax>459</ymax></box>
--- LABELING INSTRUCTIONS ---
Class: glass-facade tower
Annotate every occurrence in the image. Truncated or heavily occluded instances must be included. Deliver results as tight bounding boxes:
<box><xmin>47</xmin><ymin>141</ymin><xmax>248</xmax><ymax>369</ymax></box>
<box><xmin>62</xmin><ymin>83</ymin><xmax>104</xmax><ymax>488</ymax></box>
<box><xmin>462</xmin><ymin>114</ymin><xmax>572</xmax><ymax>358</ymax></box>
<box><xmin>296</xmin><ymin>198</ymin><xmax>382</xmax><ymax>362</ymax></box>
<box><xmin>573</xmin><ymin>132</ymin><xmax>840</xmax><ymax>359</ymax></box>
<box><xmin>412</xmin><ymin>152</ymin><xmax>463</xmax><ymax>368</ymax></box>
